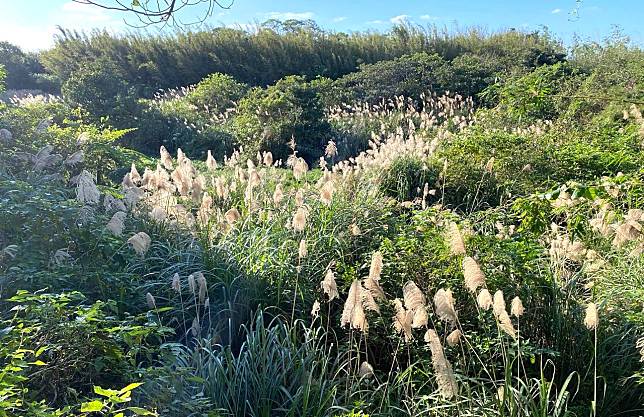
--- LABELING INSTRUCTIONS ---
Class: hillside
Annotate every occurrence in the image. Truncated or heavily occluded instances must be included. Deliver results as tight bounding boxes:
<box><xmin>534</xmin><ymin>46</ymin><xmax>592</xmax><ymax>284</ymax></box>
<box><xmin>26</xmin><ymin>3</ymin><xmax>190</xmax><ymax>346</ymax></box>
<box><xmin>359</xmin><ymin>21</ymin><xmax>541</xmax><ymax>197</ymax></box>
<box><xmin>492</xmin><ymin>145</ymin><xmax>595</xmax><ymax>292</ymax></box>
<box><xmin>0</xmin><ymin>22</ymin><xmax>643</xmax><ymax>417</ymax></box>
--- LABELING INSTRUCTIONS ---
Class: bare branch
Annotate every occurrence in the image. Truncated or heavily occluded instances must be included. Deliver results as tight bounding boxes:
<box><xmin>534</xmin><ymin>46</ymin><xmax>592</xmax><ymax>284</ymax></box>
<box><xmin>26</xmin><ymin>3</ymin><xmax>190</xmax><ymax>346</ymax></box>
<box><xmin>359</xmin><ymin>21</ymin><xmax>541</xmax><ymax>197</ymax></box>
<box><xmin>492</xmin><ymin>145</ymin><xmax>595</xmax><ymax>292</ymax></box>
<box><xmin>72</xmin><ymin>0</ymin><xmax>233</xmax><ymax>27</ymax></box>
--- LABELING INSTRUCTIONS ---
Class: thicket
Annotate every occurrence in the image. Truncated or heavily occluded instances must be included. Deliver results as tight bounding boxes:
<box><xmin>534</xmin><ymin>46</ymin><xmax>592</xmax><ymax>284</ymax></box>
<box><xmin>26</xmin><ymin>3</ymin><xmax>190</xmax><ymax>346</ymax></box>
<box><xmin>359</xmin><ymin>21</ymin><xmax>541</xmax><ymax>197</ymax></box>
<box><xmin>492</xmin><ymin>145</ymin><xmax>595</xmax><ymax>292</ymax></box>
<box><xmin>40</xmin><ymin>24</ymin><xmax>563</xmax><ymax>94</ymax></box>
<box><xmin>0</xmin><ymin>42</ymin><xmax>58</xmax><ymax>93</ymax></box>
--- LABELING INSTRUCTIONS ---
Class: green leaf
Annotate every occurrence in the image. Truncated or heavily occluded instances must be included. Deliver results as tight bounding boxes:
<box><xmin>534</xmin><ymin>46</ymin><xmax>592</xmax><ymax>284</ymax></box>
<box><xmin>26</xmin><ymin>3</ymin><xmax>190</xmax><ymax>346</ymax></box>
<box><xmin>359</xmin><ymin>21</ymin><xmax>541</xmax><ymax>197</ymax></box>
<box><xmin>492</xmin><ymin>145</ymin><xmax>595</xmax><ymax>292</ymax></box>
<box><xmin>117</xmin><ymin>382</ymin><xmax>144</xmax><ymax>395</ymax></box>
<box><xmin>131</xmin><ymin>0</ymin><xmax>141</xmax><ymax>7</ymax></box>
<box><xmin>28</xmin><ymin>360</ymin><xmax>47</xmax><ymax>366</ymax></box>
<box><xmin>80</xmin><ymin>400</ymin><xmax>104</xmax><ymax>412</ymax></box>
<box><xmin>93</xmin><ymin>385</ymin><xmax>119</xmax><ymax>397</ymax></box>
<box><xmin>128</xmin><ymin>406</ymin><xmax>156</xmax><ymax>415</ymax></box>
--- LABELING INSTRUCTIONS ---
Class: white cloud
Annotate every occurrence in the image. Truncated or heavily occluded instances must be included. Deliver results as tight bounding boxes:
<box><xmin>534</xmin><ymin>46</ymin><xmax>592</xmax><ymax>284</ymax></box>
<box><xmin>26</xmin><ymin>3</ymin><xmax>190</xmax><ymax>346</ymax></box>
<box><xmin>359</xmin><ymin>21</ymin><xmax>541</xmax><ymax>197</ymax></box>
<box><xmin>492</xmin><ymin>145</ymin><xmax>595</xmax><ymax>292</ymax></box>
<box><xmin>265</xmin><ymin>11</ymin><xmax>315</xmax><ymax>20</ymax></box>
<box><xmin>367</xmin><ymin>20</ymin><xmax>385</xmax><ymax>24</ymax></box>
<box><xmin>0</xmin><ymin>23</ymin><xmax>57</xmax><ymax>51</ymax></box>
<box><xmin>419</xmin><ymin>14</ymin><xmax>438</xmax><ymax>20</ymax></box>
<box><xmin>551</xmin><ymin>8</ymin><xmax>562</xmax><ymax>14</ymax></box>
<box><xmin>332</xmin><ymin>16</ymin><xmax>347</xmax><ymax>22</ymax></box>
<box><xmin>390</xmin><ymin>14</ymin><xmax>410</xmax><ymax>24</ymax></box>
<box><xmin>60</xmin><ymin>1</ymin><xmax>115</xmax><ymax>22</ymax></box>
<box><xmin>0</xmin><ymin>1</ymin><xmax>124</xmax><ymax>51</ymax></box>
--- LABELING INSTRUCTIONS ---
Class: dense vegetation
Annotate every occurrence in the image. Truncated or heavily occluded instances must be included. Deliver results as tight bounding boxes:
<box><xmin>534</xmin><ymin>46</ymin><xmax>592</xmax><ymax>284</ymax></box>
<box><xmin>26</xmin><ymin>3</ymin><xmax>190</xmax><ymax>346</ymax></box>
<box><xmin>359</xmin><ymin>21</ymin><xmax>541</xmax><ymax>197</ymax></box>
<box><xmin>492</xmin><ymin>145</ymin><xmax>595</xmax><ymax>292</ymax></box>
<box><xmin>1</xmin><ymin>22</ymin><xmax>643</xmax><ymax>417</ymax></box>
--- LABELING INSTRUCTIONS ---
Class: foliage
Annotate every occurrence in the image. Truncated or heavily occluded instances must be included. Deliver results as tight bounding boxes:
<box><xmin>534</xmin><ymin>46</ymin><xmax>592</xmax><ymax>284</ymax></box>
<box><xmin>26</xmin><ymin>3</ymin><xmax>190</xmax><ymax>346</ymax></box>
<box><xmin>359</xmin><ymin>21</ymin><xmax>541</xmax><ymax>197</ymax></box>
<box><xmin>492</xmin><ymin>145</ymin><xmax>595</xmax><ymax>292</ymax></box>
<box><xmin>0</xmin><ymin>64</ymin><xmax>5</xmax><ymax>94</ymax></box>
<box><xmin>334</xmin><ymin>52</ymin><xmax>447</xmax><ymax>104</ymax></box>
<box><xmin>185</xmin><ymin>72</ymin><xmax>249</xmax><ymax>114</ymax></box>
<box><xmin>61</xmin><ymin>59</ymin><xmax>138</xmax><ymax>124</ymax></box>
<box><xmin>1</xmin><ymin>29</ymin><xmax>643</xmax><ymax>417</ymax></box>
<box><xmin>143</xmin><ymin>313</ymin><xmax>344</xmax><ymax>417</ymax></box>
<box><xmin>40</xmin><ymin>25</ymin><xmax>563</xmax><ymax>95</ymax></box>
<box><xmin>0</xmin><ymin>42</ymin><xmax>57</xmax><ymax>92</ymax></box>
<box><xmin>233</xmin><ymin>75</ymin><xmax>332</xmax><ymax>162</ymax></box>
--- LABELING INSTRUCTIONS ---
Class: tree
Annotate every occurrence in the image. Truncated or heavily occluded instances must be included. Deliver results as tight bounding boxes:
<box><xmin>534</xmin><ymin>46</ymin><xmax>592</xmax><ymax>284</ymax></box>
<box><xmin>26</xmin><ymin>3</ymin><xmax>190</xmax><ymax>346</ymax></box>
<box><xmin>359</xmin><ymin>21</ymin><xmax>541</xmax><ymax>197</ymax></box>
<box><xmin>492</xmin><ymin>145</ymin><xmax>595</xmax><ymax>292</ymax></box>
<box><xmin>61</xmin><ymin>59</ymin><xmax>138</xmax><ymax>121</ymax></box>
<box><xmin>73</xmin><ymin>0</ymin><xmax>234</xmax><ymax>26</ymax></box>
<box><xmin>0</xmin><ymin>42</ymin><xmax>47</xmax><ymax>91</ymax></box>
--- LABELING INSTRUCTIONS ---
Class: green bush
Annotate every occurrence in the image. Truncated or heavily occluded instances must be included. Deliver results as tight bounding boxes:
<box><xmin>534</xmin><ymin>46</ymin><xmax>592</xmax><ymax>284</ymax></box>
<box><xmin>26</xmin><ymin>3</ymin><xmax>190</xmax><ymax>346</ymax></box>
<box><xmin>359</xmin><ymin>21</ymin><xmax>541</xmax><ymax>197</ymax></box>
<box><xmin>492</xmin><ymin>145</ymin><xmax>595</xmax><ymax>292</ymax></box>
<box><xmin>379</xmin><ymin>156</ymin><xmax>438</xmax><ymax>202</ymax></box>
<box><xmin>233</xmin><ymin>75</ymin><xmax>331</xmax><ymax>162</ymax></box>
<box><xmin>0</xmin><ymin>41</ymin><xmax>55</xmax><ymax>92</ymax></box>
<box><xmin>489</xmin><ymin>62</ymin><xmax>574</xmax><ymax>121</ymax></box>
<box><xmin>1</xmin><ymin>291</ymin><xmax>163</xmax><ymax>407</ymax></box>
<box><xmin>334</xmin><ymin>52</ymin><xmax>447</xmax><ymax>104</ymax></box>
<box><xmin>438</xmin><ymin>53</ymin><xmax>501</xmax><ymax>100</ymax></box>
<box><xmin>185</xmin><ymin>72</ymin><xmax>249</xmax><ymax>113</ymax></box>
<box><xmin>139</xmin><ymin>97</ymin><xmax>234</xmax><ymax>158</ymax></box>
<box><xmin>61</xmin><ymin>59</ymin><xmax>138</xmax><ymax>124</ymax></box>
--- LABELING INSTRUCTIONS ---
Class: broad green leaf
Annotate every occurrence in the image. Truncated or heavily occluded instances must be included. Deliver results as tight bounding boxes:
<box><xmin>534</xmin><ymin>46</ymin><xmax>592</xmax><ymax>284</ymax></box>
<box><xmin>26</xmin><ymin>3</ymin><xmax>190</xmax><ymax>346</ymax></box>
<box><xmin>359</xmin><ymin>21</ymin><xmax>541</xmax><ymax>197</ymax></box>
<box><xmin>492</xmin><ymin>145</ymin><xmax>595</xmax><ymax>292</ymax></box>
<box><xmin>80</xmin><ymin>400</ymin><xmax>104</xmax><ymax>412</ymax></box>
<box><xmin>93</xmin><ymin>385</ymin><xmax>119</xmax><ymax>397</ymax></box>
<box><xmin>117</xmin><ymin>382</ymin><xmax>144</xmax><ymax>395</ymax></box>
<box><xmin>128</xmin><ymin>407</ymin><xmax>156</xmax><ymax>415</ymax></box>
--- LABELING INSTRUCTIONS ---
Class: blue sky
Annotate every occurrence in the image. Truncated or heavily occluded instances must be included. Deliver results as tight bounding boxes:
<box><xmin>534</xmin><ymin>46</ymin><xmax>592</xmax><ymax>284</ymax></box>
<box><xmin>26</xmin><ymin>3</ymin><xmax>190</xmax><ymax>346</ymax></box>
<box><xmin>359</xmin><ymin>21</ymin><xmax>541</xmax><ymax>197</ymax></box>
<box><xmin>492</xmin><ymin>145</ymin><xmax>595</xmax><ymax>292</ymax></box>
<box><xmin>1</xmin><ymin>0</ymin><xmax>642</xmax><ymax>51</ymax></box>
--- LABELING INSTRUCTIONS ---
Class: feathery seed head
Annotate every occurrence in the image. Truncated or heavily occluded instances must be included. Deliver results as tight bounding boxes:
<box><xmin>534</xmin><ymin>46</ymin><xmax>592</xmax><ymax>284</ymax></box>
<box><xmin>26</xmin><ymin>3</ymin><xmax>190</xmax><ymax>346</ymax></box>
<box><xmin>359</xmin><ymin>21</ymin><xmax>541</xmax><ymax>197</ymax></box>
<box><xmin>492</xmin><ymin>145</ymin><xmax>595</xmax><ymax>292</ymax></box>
<box><xmin>462</xmin><ymin>256</ymin><xmax>485</xmax><ymax>293</ymax></box>
<box><xmin>584</xmin><ymin>302</ymin><xmax>599</xmax><ymax>330</ymax></box>
<box><xmin>510</xmin><ymin>296</ymin><xmax>525</xmax><ymax>318</ymax></box>
<box><xmin>128</xmin><ymin>232</ymin><xmax>151</xmax><ymax>256</ymax></box>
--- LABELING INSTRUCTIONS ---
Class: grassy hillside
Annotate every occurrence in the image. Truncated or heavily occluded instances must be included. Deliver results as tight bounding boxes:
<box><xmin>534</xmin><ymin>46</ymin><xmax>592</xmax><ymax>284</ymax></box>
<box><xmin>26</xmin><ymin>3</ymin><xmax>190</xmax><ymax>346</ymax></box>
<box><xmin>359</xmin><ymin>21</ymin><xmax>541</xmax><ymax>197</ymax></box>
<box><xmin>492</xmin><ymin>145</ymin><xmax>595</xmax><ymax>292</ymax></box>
<box><xmin>0</xmin><ymin>26</ymin><xmax>643</xmax><ymax>417</ymax></box>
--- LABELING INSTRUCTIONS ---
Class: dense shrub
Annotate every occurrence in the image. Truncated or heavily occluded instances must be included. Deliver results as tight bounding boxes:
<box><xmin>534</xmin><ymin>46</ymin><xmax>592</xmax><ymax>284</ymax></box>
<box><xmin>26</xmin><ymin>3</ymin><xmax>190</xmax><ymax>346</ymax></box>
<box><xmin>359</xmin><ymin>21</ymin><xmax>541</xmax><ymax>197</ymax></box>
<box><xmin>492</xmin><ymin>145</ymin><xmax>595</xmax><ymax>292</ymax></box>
<box><xmin>185</xmin><ymin>72</ymin><xmax>249</xmax><ymax>113</ymax></box>
<box><xmin>233</xmin><ymin>75</ymin><xmax>332</xmax><ymax>162</ymax></box>
<box><xmin>61</xmin><ymin>59</ymin><xmax>138</xmax><ymax>123</ymax></box>
<box><xmin>41</xmin><ymin>25</ymin><xmax>564</xmax><ymax>94</ymax></box>
<box><xmin>0</xmin><ymin>64</ymin><xmax>5</xmax><ymax>93</ymax></box>
<box><xmin>0</xmin><ymin>42</ymin><xmax>57</xmax><ymax>92</ymax></box>
<box><xmin>437</xmin><ymin>53</ymin><xmax>502</xmax><ymax>100</ymax></box>
<box><xmin>334</xmin><ymin>52</ymin><xmax>447</xmax><ymax>104</ymax></box>
<box><xmin>379</xmin><ymin>156</ymin><xmax>438</xmax><ymax>202</ymax></box>
<box><xmin>489</xmin><ymin>62</ymin><xmax>575</xmax><ymax>121</ymax></box>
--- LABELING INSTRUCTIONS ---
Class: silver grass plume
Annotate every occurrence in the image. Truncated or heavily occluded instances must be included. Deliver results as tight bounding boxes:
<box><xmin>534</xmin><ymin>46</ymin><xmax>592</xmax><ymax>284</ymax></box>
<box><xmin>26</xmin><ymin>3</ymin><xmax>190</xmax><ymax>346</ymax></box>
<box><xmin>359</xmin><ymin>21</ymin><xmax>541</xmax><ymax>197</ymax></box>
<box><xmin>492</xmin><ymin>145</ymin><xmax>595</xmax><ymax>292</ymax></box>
<box><xmin>510</xmin><ymin>297</ymin><xmax>525</xmax><ymax>318</ymax></box>
<box><xmin>106</xmin><ymin>211</ymin><xmax>127</xmax><ymax>236</ymax></box>
<box><xmin>171</xmin><ymin>273</ymin><xmax>181</xmax><ymax>292</ymax></box>
<box><xmin>403</xmin><ymin>281</ymin><xmax>428</xmax><ymax>328</ymax></box>
<box><xmin>298</xmin><ymin>239</ymin><xmax>308</xmax><ymax>259</ymax></box>
<box><xmin>206</xmin><ymin>150</ymin><xmax>218</xmax><ymax>171</ymax></box>
<box><xmin>128</xmin><ymin>232</ymin><xmax>151</xmax><ymax>256</ymax></box>
<box><xmin>392</xmin><ymin>298</ymin><xmax>413</xmax><ymax>341</ymax></box>
<box><xmin>358</xmin><ymin>361</ymin><xmax>374</xmax><ymax>378</ymax></box>
<box><xmin>321</xmin><ymin>268</ymin><xmax>339</xmax><ymax>301</ymax></box>
<box><xmin>340</xmin><ymin>280</ymin><xmax>368</xmax><ymax>332</ymax></box>
<box><xmin>425</xmin><ymin>329</ymin><xmax>458</xmax><ymax>399</ymax></box>
<box><xmin>462</xmin><ymin>256</ymin><xmax>486</xmax><ymax>293</ymax></box>
<box><xmin>493</xmin><ymin>290</ymin><xmax>516</xmax><ymax>338</ymax></box>
<box><xmin>433</xmin><ymin>288</ymin><xmax>458</xmax><ymax>324</ymax></box>
<box><xmin>160</xmin><ymin>146</ymin><xmax>174</xmax><ymax>170</ymax></box>
<box><xmin>146</xmin><ymin>292</ymin><xmax>156</xmax><ymax>310</ymax></box>
<box><xmin>446</xmin><ymin>329</ymin><xmax>462</xmax><ymax>346</ymax></box>
<box><xmin>584</xmin><ymin>302</ymin><xmax>598</xmax><ymax>330</ymax></box>
<box><xmin>477</xmin><ymin>288</ymin><xmax>493</xmax><ymax>310</ymax></box>
<box><xmin>311</xmin><ymin>300</ymin><xmax>321</xmax><ymax>318</ymax></box>
<box><xmin>76</xmin><ymin>170</ymin><xmax>100</xmax><ymax>205</ymax></box>
<box><xmin>369</xmin><ymin>251</ymin><xmax>383</xmax><ymax>281</ymax></box>
<box><xmin>447</xmin><ymin>222</ymin><xmax>466</xmax><ymax>255</ymax></box>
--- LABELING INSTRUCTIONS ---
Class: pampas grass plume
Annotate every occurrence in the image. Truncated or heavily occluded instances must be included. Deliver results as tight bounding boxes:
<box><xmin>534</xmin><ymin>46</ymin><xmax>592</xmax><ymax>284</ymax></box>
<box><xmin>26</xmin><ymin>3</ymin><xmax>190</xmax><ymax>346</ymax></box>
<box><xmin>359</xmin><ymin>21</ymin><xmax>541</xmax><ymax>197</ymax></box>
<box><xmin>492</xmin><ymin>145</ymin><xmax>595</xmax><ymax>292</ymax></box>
<box><xmin>584</xmin><ymin>302</ymin><xmax>599</xmax><ymax>330</ymax></box>
<box><xmin>425</xmin><ymin>329</ymin><xmax>458</xmax><ymax>399</ymax></box>
<box><xmin>146</xmin><ymin>292</ymin><xmax>156</xmax><ymax>310</ymax></box>
<box><xmin>510</xmin><ymin>296</ymin><xmax>525</xmax><ymax>318</ymax></box>
<box><xmin>128</xmin><ymin>232</ymin><xmax>151</xmax><ymax>256</ymax></box>
<box><xmin>463</xmin><ymin>256</ymin><xmax>485</xmax><ymax>293</ymax></box>
<box><xmin>321</xmin><ymin>268</ymin><xmax>339</xmax><ymax>301</ymax></box>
